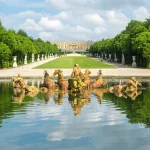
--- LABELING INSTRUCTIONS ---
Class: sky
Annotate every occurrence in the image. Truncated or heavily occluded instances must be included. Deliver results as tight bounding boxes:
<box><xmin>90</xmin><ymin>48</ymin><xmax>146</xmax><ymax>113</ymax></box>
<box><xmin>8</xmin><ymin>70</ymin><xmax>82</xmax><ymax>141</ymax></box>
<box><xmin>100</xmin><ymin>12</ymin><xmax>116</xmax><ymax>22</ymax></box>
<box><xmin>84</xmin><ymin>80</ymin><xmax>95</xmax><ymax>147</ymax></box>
<box><xmin>0</xmin><ymin>0</ymin><xmax>150</xmax><ymax>42</ymax></box>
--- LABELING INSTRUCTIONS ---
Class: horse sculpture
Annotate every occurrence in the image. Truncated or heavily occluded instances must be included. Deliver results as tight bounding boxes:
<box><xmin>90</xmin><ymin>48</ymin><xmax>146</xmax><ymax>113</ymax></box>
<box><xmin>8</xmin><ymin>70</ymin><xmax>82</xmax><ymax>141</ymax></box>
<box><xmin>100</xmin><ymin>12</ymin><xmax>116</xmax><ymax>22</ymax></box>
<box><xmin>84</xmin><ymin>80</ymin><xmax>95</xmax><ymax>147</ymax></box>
<box><xmin>90</xmin><ymin>70</ymin><xmax>108</xmax><ymax>89</ymax></box>
<box><xmin>40</xmin><ymin>70</ymin><xmax>56</xmax><ymax>89</ymax></box>
<box><xmin>82</xmin><ymin>69</ymin><xmax>92</xmax><ymax>89</ymax></box>
<box><xmin>53</xmin><ymin>69</ymin><xmax>68</xmax><ymax>90</ymax></box>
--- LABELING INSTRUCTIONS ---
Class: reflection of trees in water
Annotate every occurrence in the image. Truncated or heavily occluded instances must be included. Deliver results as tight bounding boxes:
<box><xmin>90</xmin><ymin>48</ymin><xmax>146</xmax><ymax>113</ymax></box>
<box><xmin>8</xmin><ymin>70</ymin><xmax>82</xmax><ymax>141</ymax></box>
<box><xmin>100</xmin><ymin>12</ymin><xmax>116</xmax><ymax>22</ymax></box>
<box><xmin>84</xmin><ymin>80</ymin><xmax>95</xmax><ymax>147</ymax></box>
<box><xmin>0</xmin><ymin>82</ymin><xmax>35</xmax><ymax>127</ymax></box>
<box><xmin>104</xmin><ymin>90</ymin><xmax>150</xmax><ymax>128</ymax></box>
<box><xmin>1</xmin><ymin>81</ymin><xmax>150</xmax><ymax>127</ymax></box>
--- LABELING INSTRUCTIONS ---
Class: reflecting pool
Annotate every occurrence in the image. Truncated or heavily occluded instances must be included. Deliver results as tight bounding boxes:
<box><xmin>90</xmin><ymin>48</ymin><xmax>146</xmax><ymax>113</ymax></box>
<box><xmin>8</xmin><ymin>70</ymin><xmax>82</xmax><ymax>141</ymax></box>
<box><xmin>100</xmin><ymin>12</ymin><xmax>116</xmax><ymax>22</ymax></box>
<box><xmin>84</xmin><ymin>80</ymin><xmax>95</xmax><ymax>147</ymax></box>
<box><xmin>0</xmin><ymin>81</ymin><xmax>150</xmax><ymax>150</ymax></box>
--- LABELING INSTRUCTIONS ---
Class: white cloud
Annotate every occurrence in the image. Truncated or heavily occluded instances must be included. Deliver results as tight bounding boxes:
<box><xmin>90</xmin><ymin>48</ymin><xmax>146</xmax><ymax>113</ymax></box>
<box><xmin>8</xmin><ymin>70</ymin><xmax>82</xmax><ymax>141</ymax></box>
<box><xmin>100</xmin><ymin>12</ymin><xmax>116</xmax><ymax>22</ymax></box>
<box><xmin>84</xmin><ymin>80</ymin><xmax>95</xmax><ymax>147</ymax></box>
<box><xmin>1</xmin><ymin>0</ymin><xmax>150</xmax><ymax>41</ymax></box>
<box><xmin>45</xmin><ymin>0</ymin><xmax>68</xmax><ymax>9</ymax></box>
<box><xmin>83</xmin><ymin>13</ymin><xmax>104</xmax><ymax>26</ymax></box>
<box><xmin>55</xmin><ymin>11</ymin><xmax>68</xmax><ymax>20</ymax></box>
<box><xmin>16</xmin><ymin>11</ymin><xmax>43</xmax><ymax>19</ymax></box>
<box><xmin>133</xmin><ymin>7</ymin><xmax>150</xmax><ymax>21</ymax></box>
<box><xmin>45</xmin><ymin>0</ymin><xmax>96</xmax><ymax>10</ymax></box>
<box><xmin>0</xmin><ymin>9</ymin><xmax>130</xmax><ymax>41</ymax></box>
<box><xmin>75</xmin><ymin>25</ymin><xmax>91</xmax><ymax>33</ymax></box>
<box><xmin>0</xmin><ymin>10</ymin><xmax>43</xmax><ymax>30</ymax></box>
<box><xmin>39</xmin><ymin>17</ymin><xmax>64</xmax><ymax>31</ymax></box>
<box><xmin>39</xmin><ymin>31</ymin><xmax>55</xmax><ymax>41</ymax></box>
<box><xmin>94</xmin><ymin>27</ymin><xmax>106</xmax><ymax>34</ymax></box>
<box><xmin>106</xmin><ymin>10</ymin><xmax>129</xmax><ymax>26</ymax></box>
<box><xmin>0</xmin><ymin>0</ymin><xmax>45</xmax><ymax>8</ymax></box>
<box><xmin>21</xmin><ymin>19</ymin><xmax>43</xmax><ymax>31</ymax></box>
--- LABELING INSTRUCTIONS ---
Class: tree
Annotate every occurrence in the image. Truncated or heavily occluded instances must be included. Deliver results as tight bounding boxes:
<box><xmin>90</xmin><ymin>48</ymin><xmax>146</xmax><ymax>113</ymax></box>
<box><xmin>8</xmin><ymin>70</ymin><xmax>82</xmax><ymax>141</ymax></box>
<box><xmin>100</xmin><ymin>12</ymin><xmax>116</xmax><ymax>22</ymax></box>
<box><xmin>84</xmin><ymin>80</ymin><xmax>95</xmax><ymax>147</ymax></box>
<box><xmin>0</xmin><ymin>42</ymin><xmax>11</xmax><ymax>68</ymax></box>
<box><xmin>125</xmin><ymin>20</ymin><xmax>147</xmax><ymax>38</ymax></box>
<box><xmin>144</xmin><ymin>18</ymin><xmax>150</xmax><ymax>31</ymax></box>
<box><xmin>132</xmin><ymin>32</ymin><xmax>150</xmax><ymax>68</ymax></box>
<box><xmin>0</xmin><ymin>20</ymin><xmax>5</xmax><ymax>31</ymax></box>
<box><xmin>0</xmin><ymin>30</ymin><xmax>17</xmax><ymax>53</ymax></box>
<box><xmin>114</xmin><ymin>33</ymin><xmax>131</xmax><ymax>63</ymax></box>
<box><xmin>17</xmin><ymin>29</ymin><xmax>28</xmax><ymax>37</ymax></box>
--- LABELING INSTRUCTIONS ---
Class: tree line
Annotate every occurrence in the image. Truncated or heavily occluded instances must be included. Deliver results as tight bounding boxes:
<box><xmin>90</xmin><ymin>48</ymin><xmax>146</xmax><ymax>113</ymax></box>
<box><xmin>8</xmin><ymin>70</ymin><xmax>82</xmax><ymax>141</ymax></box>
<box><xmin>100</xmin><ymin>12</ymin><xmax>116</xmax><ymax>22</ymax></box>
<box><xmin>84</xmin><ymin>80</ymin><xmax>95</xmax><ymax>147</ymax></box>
<box><xmin>89</xmin><ymin>19</ymin><xmax>150</xmax><ymax>68</ymax></box>
<box><xmin>0</xmin><ymin>20</ymin><xmax>59</xmax><ymax>68</ymax></box>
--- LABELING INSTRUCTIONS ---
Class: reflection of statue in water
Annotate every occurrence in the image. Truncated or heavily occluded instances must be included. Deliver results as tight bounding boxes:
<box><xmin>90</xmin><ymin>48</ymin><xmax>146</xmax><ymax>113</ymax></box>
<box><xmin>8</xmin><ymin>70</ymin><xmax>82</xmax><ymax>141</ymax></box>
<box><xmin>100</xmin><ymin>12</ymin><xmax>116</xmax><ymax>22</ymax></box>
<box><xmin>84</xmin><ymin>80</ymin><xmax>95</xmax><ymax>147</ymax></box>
<box><xmin>109</xmin><ymin>84</ymin><xmax>126</xmax><ymax>98</ymax></box>
<box><xmin>90</xmin><ymin>70</ymin><xmax>108</xmax><ymax>89</ymax></box>
<box><xmin>80</xmin><ymin>90</ymin><xmax>91</xmax><ymax>105</ymax></box>
<box><xmin>68</xmin><ymin>92</ymin><xmax>86</xmax><ymax>116</ymax></box>
<box><xmin>125</xmin><ymin>90</ymin><xmax>142</xmax><ymax>100</ymax></box>
<box><xmin>12</xmin><ymin>88</ymin><xmax>25</xmax><ymax>102</ymax></box>
<box><xmin>53</xmin><ymin>91</ymin><xmax>66</xmax><ymax>105</ymax></box>
<box><xmin>43</xmin><ymin>89</ymin><xmax>55</xmax><ymax>104</ymax></box>
<box><xmin>92</xmin><ymin>88</ymin><xmax>108</xmax><ymax>104</ymax></box>
<box><xmin>109</xmin><ymin>77</ymin><xmax>142</xmax><ymax>100</ymax></box>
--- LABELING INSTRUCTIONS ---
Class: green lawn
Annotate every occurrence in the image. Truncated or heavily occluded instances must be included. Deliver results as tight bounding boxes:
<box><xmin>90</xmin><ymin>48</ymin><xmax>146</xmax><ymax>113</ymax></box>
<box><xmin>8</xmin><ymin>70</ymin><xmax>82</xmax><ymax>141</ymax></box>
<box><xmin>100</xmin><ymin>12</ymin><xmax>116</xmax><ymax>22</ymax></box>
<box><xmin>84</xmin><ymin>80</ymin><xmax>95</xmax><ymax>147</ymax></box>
<box><xmin>34</xmin><ymin>56</ymin><xmax>115</xmax><ymax>69</ymax></box>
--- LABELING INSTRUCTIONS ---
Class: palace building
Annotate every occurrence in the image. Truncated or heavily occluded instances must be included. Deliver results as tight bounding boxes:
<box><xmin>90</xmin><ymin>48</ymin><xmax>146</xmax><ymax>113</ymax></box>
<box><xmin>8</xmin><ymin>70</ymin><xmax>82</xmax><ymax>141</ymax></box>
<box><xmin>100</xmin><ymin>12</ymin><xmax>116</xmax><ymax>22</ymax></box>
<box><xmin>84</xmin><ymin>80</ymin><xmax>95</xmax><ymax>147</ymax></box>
<box><xmin>51</xmin><ymin>41</ymin><xmax>94</xmax><ymax>52</ymax></box>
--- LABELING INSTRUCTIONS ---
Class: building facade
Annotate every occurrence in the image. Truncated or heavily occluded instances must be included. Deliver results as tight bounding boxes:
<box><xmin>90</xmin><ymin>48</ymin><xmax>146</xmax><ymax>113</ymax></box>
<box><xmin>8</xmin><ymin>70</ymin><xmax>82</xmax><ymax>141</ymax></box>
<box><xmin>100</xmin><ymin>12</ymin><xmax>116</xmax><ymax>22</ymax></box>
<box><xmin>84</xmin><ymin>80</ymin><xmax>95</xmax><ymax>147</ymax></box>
<box><xmin>51</xmin><ymin>41</ymin><xmax>94</xmax><ymax>52</ymax></box>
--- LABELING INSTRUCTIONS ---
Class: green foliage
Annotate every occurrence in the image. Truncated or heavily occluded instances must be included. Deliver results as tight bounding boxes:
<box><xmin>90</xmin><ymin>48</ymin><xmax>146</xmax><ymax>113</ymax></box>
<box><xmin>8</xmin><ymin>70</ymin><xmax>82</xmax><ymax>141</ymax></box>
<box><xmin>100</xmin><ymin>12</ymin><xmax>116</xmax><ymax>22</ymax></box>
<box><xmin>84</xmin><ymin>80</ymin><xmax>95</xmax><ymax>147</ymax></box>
<box><xmin>89</xmin><ymin>18</ymin><xmax>150</xmax><ymax>68</ymax></box>
<box><xmin>0</xmin><ymin>20</ymin><xmax>59</xmax><ymax>67</ymax></box>
<box><xmin>0</xmin><ymin>30</ymin><xmax>17</xmax><ymax>52</ymax></box>
<box><xmin>0</xmin><ymin>20</ymin><xmax>5</xmax><ymax>31</ymax></box>
<box><xmin>0</xmin><ymin>42</ymin><xmax>11</xmax><ymax>60</ymax></box>
<box><xmin>17</xmin><ymin>29</ymin><xmax>28</xmax><ymax>37</ymax></box>
<box><xmin>132</xmin><ymin>32</ymin><xmax>150</xmax><ymax>67</ymax></box>
<box><xmin>125</xmin><ymin>20</ymin><xmax>147</xmax><ymax>37</ymax></box>
<box><xmin>0</xmin><ymin>42</ymin><xmax>11</xmax><ymax>68</ymax></box>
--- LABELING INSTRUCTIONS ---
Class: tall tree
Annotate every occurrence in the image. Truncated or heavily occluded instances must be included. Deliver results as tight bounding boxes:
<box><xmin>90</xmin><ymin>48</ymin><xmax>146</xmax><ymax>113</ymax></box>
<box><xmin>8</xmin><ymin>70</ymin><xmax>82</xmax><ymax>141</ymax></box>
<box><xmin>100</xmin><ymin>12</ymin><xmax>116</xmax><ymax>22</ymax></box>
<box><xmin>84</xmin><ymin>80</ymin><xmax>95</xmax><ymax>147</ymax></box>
<box><xmin>0</xmin><ymin>20</ymin><xmax>5</xmax><ymax>31</ymax></box>
<box><xmin>132</xmin><ymin>32</ymin><xmax>150</xmax><ymax>68</ymax></box>
<box><xmin>17</xmin><ymin>29</ymin><xmax>28</xmax><ymax>37</ymax></box>
<box><xmin>0</xmin><ymin>42</ymin><xmax>11</xmax><ymax>68</ymax></box>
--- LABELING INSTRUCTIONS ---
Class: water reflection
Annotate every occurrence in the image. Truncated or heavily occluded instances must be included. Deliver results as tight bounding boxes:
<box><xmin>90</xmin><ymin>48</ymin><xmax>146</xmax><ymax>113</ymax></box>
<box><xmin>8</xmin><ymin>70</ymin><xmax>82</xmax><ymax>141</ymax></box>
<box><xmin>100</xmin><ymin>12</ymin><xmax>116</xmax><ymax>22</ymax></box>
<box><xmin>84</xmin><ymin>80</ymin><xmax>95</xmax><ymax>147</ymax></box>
<box><xmin>1</xmin><ymin>81</ymin><xmax>150</xmax><ymax>150</ymax></box>
<box><xmin>13</xmin><ymin>88</ymin><xmax>25</xmax><ymax>103</ymax></box>
<box><xmin>92</xmin><ymin>88</ymin><xmax>108</xmax><ymax>104</ymax></box>
<box><xmin>0</xmin><ymin>81</ymin><xmax>150</xmax><ymax>128</ymax></box>
<box><xmin>53</xmin><ymin>91</ymin><xmax>66</xmax><ymax>105</ymax></box>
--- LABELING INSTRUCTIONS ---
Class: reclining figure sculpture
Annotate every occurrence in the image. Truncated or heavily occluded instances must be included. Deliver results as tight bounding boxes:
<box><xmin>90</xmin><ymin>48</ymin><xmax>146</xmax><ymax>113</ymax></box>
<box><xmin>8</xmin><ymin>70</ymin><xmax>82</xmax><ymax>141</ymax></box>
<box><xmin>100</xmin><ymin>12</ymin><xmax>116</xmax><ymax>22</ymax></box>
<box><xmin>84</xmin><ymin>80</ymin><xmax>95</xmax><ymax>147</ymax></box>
<box><xmin>109</xmin><ymin>77</ymin><xmax>142</xmax><ymax>100</ymax></box>
<box><xmin>12</xmin><ymin>74</ymin><xmax>39</xmax><ymax>97</ymax></box>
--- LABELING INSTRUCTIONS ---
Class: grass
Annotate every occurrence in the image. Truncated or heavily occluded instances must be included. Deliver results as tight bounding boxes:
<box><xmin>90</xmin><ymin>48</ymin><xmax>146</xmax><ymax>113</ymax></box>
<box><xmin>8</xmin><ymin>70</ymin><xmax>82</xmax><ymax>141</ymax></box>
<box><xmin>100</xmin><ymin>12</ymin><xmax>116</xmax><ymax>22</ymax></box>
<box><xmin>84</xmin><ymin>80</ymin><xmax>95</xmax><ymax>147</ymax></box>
<box><xmin>34</xmin><ymin>56</ymin><xmax>115</xmax><ymax>69</ymax></box>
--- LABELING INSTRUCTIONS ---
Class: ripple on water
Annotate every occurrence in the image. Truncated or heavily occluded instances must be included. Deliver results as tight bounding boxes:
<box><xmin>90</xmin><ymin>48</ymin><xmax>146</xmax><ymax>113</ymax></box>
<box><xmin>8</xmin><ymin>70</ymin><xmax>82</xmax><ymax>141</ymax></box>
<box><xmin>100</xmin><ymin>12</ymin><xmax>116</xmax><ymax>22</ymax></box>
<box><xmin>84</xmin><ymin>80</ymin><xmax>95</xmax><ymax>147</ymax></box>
<box><xmin>0</xmin><ymin>81</ymin><xmax>150</xmax><ymax>150</ymax></box>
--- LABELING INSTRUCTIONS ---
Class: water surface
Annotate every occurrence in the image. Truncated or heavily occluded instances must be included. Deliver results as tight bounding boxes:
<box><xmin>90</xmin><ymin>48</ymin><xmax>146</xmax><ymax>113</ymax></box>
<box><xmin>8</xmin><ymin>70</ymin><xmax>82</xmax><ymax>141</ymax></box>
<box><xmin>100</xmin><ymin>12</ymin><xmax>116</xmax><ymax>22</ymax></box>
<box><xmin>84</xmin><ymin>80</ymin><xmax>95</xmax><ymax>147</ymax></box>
<box><xmin>0</xmin><ymin>81</ymin><xmax>150</xmax><ymax>150</ymax></box>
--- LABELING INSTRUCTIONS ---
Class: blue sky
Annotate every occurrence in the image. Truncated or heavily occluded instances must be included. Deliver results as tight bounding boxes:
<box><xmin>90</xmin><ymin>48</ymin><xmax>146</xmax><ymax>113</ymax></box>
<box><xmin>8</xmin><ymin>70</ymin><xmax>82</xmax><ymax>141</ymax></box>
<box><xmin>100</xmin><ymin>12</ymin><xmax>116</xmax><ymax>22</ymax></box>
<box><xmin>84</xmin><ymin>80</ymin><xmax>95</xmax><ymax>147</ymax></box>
<box><xmin>0</xmin><ymin>0</ymin><xmax>150</xmax><ymax>41</ymax></box>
